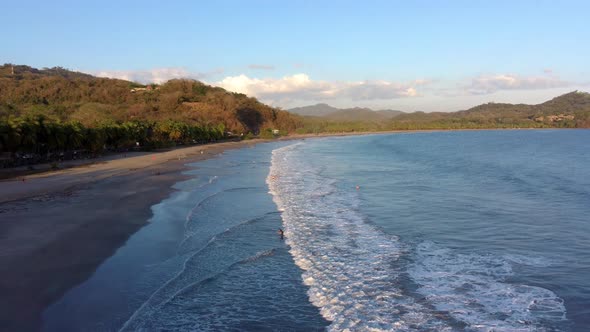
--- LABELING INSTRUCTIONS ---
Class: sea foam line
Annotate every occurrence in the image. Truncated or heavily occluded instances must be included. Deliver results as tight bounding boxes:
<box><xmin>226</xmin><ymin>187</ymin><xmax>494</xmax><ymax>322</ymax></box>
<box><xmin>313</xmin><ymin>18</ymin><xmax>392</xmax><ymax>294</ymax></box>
<box><xmin>267</xmin><ymin>143</ymin><xmax>447</xmax><ymax>331</ymax></box>
<box><xmin>267</xmin><ymin>142</ymin><xmax>568</xmax><ymax>332</ymax></box>
<box><xmin>408</xmin><ymin>241</ymin><xmax>567</xmax><ymax>331</ymax></box>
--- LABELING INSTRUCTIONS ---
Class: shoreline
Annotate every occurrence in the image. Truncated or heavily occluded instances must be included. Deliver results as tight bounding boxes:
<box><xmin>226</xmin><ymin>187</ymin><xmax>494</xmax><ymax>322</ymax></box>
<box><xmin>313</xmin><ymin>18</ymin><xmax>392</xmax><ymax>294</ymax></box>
<box><xmin>0</xmin><ymin>139</ymin><xmax>269</xmax><ymax>203</ymax></box>
<box><xmin>0</xmin><ymin>127</ymin><xmax>581</xmax><ymax>331</ymax></box>
<box><xmin>0</xmin><ymin>139</ymin><xmax>265</xmax><ymax>331</ymax></box>
<box><xmin>279</xmin><ymin>126</ymin><xmax>577</xmax><ymax>140</ymax></box>
<box><xmin>1</xmin><ymin>127</ymin><xmax>571</xmax><ymax>184</ymax></box>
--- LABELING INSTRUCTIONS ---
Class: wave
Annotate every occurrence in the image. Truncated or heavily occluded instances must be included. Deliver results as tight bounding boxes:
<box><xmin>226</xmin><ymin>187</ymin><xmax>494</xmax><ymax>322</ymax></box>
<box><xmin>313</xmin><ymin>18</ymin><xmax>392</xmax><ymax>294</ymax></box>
<box><xmin>120</xmin><ymin>205</ymin><xmax>280</xmax><ymax>332</ymax></box>
<box><xmin>178</xmin><ymin>211</ymin><xmax>280</xmax><ymax>255</ymax></box>
<box><xmin>174</xmin><ymin>175</ymin><xmax>219</xmax><ymax>192</ymax></box>
<box><xmin>408</xmin><ymin>241</ymin><xmax>566</xmax><ymax>331</ymax></box>
<box><xmin>159</xmin><ymin>248</ymin><xmax>279</xmax><ymax>306</ymax></box>
<box><xmin>183</xmin><ymin>186</ymin><xmax>263</xmax><ymax>229</ymax></box>
<box><xmin>267</xmin><ymin>142</ymin><xmax>567</xmax><ymax>332</ymax></box>
<box><xmin>268</xmin><ymin>143</ymin><xmax>448</xmax><ymax>331</ymax></box>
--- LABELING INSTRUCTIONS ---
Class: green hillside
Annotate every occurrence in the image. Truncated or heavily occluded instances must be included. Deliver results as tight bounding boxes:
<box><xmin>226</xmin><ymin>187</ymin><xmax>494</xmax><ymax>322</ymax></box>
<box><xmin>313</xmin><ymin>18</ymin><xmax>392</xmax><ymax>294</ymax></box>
<box><xmin>0</xmin><ymin>64</ymin><xmax>303</xmax><ymax>165</ymax></box>
<box><xmin>0</xmin><ymin>64</ymin><xmax>301</xmax><ymax>132</ymax></box>
<box><xmin>389</xmin><ymin>91</ymin><xmax>590</xmax><ymax>129</ymax></box>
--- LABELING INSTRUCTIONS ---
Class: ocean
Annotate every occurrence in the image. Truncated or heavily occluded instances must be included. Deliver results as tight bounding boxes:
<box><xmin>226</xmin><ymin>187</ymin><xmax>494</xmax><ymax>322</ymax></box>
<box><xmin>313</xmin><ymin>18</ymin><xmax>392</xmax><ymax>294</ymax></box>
<box><xmin>44</xmin><ymin>130</ymin><xmax>590</xmax><ymax>331</ymax></box>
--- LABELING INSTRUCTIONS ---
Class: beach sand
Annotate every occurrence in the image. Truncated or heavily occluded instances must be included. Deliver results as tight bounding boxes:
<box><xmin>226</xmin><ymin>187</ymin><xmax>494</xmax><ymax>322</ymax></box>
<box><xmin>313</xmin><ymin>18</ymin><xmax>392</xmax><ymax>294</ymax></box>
<box><xmin>0</xmin><ymin>139</ymin><xmax>262</xmax><ymax>332</ymax></box>
<box><xmin>0</xmin><ymin>129</ymin><xmax>531</xmax><ymax>331</ymax></box>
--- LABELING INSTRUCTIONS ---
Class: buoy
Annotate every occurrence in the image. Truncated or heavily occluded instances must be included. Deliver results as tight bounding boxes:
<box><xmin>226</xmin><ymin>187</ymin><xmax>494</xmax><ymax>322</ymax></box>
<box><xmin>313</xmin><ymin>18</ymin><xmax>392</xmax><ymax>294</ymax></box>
<box><xmin>355</xmin><ymin>185</ymin><xmax>360</xmax><ymax>190</ymax></box>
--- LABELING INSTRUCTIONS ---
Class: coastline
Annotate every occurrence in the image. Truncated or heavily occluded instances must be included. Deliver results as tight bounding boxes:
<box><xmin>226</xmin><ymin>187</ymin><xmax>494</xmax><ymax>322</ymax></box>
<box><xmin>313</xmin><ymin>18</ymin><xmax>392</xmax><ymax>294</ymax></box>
<box><xmin>0</xmin><ymin>131</ymin><xmax>429</xmax><ymax>331</ymax></box>
<box><xmin>0</xmin><ymin>128</ymin><xmax>579</xmax><ymax>331</ymax></box>
<box><xmin>1</xmin><ymin>127</ymin><xmax>566</xmax><ymax>183</ymax></box>
<box><xmin>278</xmin><ymin>126</ymin><xmax>572</xmax><ymax>140</ymax></box>
<box><xmin>0</xmin><ymin>139</ymin><xmax>264</xmax><ymax>331</ymax></box>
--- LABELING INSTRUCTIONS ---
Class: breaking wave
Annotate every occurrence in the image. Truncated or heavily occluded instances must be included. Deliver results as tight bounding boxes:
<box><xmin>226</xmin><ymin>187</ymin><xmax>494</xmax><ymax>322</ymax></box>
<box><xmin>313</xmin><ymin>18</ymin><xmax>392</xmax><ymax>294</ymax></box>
<box><xmin>267</xmin><ymin>142</ymin><xmax>567</xmax><ymax>331</ymax></box>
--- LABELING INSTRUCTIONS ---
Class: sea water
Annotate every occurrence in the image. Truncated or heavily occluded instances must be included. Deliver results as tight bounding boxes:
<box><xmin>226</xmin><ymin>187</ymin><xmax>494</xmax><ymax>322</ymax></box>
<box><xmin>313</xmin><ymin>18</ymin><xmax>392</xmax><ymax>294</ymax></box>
<box><xmin>44</xmin><ymin>130</ymin><xmax>590</xmax><ymax>331</ymax></box>
<box><xmin>43</xmin><ymin>142</ymin><xmax>327</xmax><ymax>331</ymax></box>
<box><xmin>268</xmin><ymin>130</ymin><xmax>589</xmax><ymax>331</ymax></box>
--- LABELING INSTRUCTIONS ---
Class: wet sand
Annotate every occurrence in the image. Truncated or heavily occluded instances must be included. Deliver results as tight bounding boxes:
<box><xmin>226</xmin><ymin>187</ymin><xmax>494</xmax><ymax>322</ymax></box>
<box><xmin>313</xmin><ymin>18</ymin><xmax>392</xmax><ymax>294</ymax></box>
<box><xmin>0</xmin><ymin>140</ymin><xmax>262</xmax><ymax>331</ymax></box>
<box><xmin>0</xmin><ymin>128</ymin><xmax>535</xmax><ymax>331</ymax></box>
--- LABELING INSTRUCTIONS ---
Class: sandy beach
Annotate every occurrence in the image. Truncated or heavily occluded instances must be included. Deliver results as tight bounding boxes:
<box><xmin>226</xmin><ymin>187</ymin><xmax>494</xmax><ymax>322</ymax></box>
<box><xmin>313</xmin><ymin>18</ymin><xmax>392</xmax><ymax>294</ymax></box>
<box><xmin>0</xmin><ymin>128</ymin><xmax>549</xmax><ymax>331</ymax></box>
<box><xmin>0</xmin><ymin>132</ymin><xmax>386</xmax><ymax>331</ymax></box>
<box><xmin>0</xmin><ymin>139</ymin><xmax>264</xmax><ymax>331</ymax></box>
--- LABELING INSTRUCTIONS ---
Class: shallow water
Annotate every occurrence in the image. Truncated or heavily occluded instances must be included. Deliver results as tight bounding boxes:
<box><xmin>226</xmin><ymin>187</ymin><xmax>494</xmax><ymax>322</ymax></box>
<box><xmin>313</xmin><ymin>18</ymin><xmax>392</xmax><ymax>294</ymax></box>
<box><xmin>43</xmin><ymin>142</ymin><xmax>327</xmax><ymax>331</ymax></box>
<box><xmin>44</xmin><ymin>130</ymin><xmax>590</xmax><ymax>331</ymax></box>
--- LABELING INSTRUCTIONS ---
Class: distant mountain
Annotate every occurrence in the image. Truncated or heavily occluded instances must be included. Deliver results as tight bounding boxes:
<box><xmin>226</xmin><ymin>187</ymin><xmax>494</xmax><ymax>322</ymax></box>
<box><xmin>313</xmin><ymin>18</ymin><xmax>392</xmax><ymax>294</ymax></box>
<box><xmin>323</xmin><ymin>107</ymin><xmax>382</xmax><ymax>121</ymax></box>
<box><xmin>375</xmin><ymin>109</ymin><xmax>405</xmax><ymax>117</ymax></box>
<box><xmin>290</xmin><ymin>91</ymin><xmax>590</xmax><ymax>133</ymax></box>
<box><xmin>288</xmin><ymin>103</ymin><xmax>341</xmax><ymax>117</ymax></box>
<box><xmin>288</xmin><ymin>104</ymin><xmax>405</xmax><ymax>121</ymax></box>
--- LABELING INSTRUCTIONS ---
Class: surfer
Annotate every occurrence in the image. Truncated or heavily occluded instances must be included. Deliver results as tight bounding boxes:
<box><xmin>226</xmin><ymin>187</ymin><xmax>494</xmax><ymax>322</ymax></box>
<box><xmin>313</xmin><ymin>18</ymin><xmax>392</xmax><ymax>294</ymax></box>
<box><xmin>278</xmin><ymin>228</ymin><xmax>284</xmax><ymax>239</ymax></box>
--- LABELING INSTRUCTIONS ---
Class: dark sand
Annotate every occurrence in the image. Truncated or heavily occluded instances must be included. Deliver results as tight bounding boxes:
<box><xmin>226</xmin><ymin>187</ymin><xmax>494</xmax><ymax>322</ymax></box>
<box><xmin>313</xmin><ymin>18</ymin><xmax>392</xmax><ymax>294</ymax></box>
<box><xmin>0</xmin><ymin>140</ymin><xmax>262</xmax><ymax>331</ymax></box>
<box><xmin>0</xmin><ymin>128</ymin><xmax>537</xmax><ymax>331</ymax></box>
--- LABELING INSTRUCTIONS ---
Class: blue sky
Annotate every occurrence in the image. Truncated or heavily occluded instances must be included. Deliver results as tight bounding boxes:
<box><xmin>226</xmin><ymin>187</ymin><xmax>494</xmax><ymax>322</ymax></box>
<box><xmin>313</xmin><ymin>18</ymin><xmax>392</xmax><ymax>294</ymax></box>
<box><xmin>2</xmin><ymin>0</ymin><xmax>589</xmax><ymax>111</ymax></box>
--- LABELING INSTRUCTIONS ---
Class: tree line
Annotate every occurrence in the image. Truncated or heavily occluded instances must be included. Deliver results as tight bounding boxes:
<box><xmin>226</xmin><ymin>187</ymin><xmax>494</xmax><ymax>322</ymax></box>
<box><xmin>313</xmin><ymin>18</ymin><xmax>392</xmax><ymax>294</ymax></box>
<box><xmin>0</xmin><ymin>115</ymin><xmax>226</xmax><ymax>167</ymax></box>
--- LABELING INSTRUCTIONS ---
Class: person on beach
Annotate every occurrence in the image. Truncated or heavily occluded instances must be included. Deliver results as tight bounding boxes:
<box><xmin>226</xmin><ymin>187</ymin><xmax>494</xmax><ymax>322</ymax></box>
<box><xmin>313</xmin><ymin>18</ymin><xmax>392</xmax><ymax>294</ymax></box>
<box><xmin>278</xmin><ymin>228</ymin><xmax>284</xmax><ymax>239</ymax></box>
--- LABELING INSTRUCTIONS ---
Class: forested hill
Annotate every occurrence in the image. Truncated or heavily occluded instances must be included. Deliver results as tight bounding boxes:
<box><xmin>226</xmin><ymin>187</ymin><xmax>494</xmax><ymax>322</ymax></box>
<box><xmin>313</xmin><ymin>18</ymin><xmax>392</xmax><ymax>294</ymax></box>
<box><xmin>387</xmin><ymin>91</ymin><xmax>590</xmax><ymax>129</ymax></box>
<box><xmin>0</xmin><ymin>64</ymin><xmax>301</xmax><ymax>134</ymax></box>
<box><xmin>288</xmin><ymin>103</ymin><xmax>404</xmax><ymax>121</ymax></box>
<box><xmin>296</xmin><ymin>91</ymin><xmax>590</xmax><ymax>133</ymax></box>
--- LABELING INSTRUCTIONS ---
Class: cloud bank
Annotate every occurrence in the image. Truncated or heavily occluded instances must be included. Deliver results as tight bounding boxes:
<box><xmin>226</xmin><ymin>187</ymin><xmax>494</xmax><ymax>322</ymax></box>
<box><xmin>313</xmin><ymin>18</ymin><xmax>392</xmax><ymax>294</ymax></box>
<box><xmin>217</xmin><ymin>73</ymin><xmax>425</xmax><ymax>102</ymax></box>
<box><xmin>464</xmin><ymin>74</ymin><xmax>569</xmax><ymax>95</ymax></box>
<box><xmin>92</xmin><ymin>68</ymin><xmax>192</xmax><ymax>84</ymax></box>
<box><xmin>87</xmin><ymin>67</ymin><xmax>580</xmax><ymax>111</ymax></box>
<box><xmin>90</xmin><ymin>67</ymin><xmax>224</xmax><ymax>84</ymax></box>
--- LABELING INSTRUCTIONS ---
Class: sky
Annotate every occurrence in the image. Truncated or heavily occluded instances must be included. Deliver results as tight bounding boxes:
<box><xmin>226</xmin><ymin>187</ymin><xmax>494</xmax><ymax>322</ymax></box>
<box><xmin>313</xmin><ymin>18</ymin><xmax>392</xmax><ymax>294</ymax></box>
<box><xmin>2</xmin><ymin>0</ymin><xmax>589</xmax><ymax>112</ymax></box>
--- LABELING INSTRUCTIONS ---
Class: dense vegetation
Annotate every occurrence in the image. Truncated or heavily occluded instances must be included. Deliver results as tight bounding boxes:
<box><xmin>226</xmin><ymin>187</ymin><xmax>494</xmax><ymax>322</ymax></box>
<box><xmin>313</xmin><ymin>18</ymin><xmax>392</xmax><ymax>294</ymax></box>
<box><xmin>0</xmin><ymin>64</ymin><xmax>302</xmax><ymax>166</ymax></box>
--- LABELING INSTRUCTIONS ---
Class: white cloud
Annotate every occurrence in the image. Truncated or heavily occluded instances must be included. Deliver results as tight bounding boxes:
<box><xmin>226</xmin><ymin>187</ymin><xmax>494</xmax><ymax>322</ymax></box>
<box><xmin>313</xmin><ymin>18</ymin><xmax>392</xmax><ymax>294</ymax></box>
<box><xmin>92</xmin><ymin>68</ymin><xmax>191</xmax><ymax>84</ymax></box>
<box><xmin>217</xmin><ymin>73</ymin><xmax>426</xmax><ymax>102</ymax></box>
<box><xmin>86</xmin><ymin>66</ymin><xmax>585</xmax><ymax>112</ymax></box>
<box><xmin>464</xmin><ymin>74</ymin><xmax>569</xmax><ymax>95</ymax></box>
<box><xmin>89</xmin><ymin>67</ymin><xmax>224</xmax><ymax>84</ymax></box>
<box><xmin>339</xmin><ymin>80</ymin><xmax>420</xmax><ymax>99</ymax></box>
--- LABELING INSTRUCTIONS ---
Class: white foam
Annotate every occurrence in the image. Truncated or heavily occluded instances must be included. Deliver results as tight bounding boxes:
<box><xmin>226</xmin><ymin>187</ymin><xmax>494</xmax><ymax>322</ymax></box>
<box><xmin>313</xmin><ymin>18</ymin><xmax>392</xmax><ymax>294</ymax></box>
<box><xmin>503</xmin><ymin>253</ymin><xmax>552</xmax><ymax>267</ymax></box>
<box><xmin>267</xmin><ymin>143</ymin><xmax>448</xmax><ymax>331</ymax></box>
<box><xmin>268</xmin><ymin>142</ymin><xmax>567</xmax><ymax>332</ymax></box>
<box><xmin>408</xmin><ymin>241</ymin><xmax>566</xmax><ymax>331</ymax></box>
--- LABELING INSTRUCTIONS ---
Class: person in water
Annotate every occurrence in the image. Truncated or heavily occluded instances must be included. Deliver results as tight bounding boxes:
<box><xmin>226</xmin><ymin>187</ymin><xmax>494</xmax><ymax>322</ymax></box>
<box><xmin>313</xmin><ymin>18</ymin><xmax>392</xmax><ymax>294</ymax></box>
<box><xmin>278</xmin><ymin>228</ymin><xmax>284</xmax><ymax>239</ymax></box>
